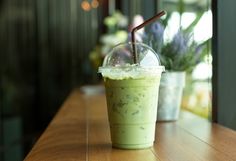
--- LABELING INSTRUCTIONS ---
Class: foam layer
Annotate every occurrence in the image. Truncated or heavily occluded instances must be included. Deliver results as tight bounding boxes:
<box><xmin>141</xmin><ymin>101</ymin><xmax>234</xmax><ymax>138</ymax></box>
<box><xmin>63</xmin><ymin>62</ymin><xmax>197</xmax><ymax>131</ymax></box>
<box><xmin>99</xmin><ymin>65</ymin><xmax>165</xmax><ymax>80</ymax></box>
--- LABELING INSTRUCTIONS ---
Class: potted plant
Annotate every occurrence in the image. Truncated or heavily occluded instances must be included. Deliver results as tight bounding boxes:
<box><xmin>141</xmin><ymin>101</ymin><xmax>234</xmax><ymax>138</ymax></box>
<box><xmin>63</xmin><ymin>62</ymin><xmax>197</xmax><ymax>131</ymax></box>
<box><xmin>143</xmin><ymin>21</ymin><xmax>208</xmax><ymax>121</ymax></box>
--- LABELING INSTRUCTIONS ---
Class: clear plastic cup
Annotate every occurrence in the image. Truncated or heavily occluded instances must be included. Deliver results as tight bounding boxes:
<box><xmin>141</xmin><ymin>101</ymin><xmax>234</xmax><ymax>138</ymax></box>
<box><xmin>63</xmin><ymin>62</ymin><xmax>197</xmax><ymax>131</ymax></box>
<box><xmin>98</xmin><ymin>42</ymin><xmax>164</xmax><ymax>149</ymax></box>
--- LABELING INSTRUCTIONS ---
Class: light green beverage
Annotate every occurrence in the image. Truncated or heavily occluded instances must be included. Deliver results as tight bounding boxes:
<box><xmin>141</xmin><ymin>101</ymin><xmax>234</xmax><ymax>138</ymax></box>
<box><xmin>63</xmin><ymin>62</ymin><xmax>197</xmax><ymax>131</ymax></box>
<box><xmin>104</xmin><ymin>77</ymin><xmax>161</xmax><ymax>149</ymax></box>
<box><xmin>99</xmin><ymin>42</ymin><xmax>164</xmax><ymax>149</ymax></box>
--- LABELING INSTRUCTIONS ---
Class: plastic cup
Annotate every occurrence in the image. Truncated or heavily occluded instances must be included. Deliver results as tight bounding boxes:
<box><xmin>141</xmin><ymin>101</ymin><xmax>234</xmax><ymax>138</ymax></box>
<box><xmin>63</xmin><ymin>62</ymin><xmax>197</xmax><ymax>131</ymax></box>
<box><xmin>98</xmin><ymin>42</ymin><xmax>164</xmax><ymax>149</ymax></box>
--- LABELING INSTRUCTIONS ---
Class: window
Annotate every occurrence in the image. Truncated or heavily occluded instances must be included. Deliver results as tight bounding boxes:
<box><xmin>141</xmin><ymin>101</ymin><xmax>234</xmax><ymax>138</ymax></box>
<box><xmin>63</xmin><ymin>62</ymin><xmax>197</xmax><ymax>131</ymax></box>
<box><xmin>161</xmin><ymin>0</ymin><xmax>212</xmax><ymax>119</ymax></box>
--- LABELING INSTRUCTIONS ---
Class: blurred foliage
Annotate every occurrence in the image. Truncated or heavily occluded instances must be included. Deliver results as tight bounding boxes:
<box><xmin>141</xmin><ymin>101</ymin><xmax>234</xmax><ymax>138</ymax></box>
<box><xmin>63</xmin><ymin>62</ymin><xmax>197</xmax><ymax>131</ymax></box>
<box><xmin>89</xmin><ymin>10</ymin><xmax>128</xmax><ymax>70</ymax></box>
<box><xmin>144</xmin><ymin>14</ymin><xmax>210</xmax><ymax>72</ymax></box>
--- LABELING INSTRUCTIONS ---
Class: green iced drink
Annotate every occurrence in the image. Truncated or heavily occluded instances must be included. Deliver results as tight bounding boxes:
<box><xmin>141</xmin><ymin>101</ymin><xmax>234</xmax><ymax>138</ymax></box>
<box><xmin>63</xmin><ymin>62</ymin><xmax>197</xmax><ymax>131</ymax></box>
<box><xmin>99</xmin><ymin>42</ymin><xmax>164</xmax><ymax>149</ymax></box>
<box><xmin>104</xmin><ymin>76</ymin><xmax>161</xmax><ymax>149</ymax></box>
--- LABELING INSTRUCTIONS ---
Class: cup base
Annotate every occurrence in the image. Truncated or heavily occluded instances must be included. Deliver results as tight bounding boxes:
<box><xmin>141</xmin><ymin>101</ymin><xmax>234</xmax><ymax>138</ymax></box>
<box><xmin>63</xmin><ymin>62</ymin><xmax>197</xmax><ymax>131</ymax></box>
<box><xmin>112</xmin><ymin>143</ymin><xmax>153</xmax><ymax>150</ymax></box>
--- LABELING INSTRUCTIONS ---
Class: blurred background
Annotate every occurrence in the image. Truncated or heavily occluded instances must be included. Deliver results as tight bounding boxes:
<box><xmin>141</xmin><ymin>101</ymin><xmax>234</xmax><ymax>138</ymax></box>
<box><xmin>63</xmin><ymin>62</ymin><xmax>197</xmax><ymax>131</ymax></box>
<box><xmin>0</xmin><ymin>0</ymin><xmax>212</xmax><ymax>160</ymax></box>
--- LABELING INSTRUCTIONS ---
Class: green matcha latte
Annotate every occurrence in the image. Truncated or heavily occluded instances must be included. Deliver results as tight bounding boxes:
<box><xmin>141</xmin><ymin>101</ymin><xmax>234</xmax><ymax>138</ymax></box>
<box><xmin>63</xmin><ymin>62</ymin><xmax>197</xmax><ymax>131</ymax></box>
<box><xmin>99</xmin><ymin>42</ymin><xmax>164</xmax><ymax>149</ymax></box>
<box><xmin>100</xmin><ymin>65</ymin><xmax>163</xmax><ymax>149</ymax></box>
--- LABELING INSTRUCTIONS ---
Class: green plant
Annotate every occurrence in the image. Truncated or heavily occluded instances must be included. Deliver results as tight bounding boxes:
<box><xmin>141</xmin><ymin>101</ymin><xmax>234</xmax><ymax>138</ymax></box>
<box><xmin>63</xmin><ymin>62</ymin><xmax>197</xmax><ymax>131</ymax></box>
<box><xmin>89</xmin><ymin>11</ymin><xmax>128</xmax><ymax>69</ymax></box>
<box><xmin>143</xmin><ymin>15</ymin><xmax>210</xmax><ymax>72</ymax></box>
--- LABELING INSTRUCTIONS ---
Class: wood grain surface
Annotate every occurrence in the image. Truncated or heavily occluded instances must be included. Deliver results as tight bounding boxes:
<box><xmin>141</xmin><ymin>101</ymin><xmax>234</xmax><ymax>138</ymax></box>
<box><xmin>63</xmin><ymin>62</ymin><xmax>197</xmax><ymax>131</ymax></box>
<box><xmin>24</xmin><ymin>89</ymin><xmax>236</xmax><ymax>161</ymax></box>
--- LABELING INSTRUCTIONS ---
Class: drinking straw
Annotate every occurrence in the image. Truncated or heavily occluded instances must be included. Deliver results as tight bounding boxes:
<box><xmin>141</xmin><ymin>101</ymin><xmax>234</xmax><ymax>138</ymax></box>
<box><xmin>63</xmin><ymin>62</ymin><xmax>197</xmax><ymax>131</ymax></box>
<box><xmin>131</xmin><ymin>11</ymin><xmax>166</xmax><ymax>64</ymax></box>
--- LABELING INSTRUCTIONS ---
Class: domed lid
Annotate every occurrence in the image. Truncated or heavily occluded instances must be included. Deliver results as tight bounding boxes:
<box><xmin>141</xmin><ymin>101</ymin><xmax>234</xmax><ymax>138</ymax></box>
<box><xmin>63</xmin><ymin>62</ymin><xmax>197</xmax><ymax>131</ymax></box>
<box><xmin>98</xmin><ymin>42</ymin><xmax>165</xmax><ymax>79</ymax></box>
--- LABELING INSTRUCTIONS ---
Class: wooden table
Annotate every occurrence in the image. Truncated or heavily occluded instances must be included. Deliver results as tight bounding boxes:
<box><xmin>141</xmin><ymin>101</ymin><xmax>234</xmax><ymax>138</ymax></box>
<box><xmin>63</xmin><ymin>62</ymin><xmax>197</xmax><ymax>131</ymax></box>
<box><xmin>24</xmin><ymin>89</ymin><xmax>236</xmax><ymax>161</ymax></box>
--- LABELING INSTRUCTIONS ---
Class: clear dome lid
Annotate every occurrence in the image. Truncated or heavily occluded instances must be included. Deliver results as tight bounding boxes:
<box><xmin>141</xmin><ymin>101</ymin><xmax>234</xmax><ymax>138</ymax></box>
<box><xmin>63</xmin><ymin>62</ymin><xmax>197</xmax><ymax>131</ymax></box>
<box><xmin>102</xmin><ymin>42</ymin><xmax>162</xmax><ymax>67</ymax></box>
<box><xmin>99</xmin><ymin>42</ymin><xmax>165</xmax><ymax>79</ymax></box>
